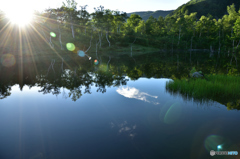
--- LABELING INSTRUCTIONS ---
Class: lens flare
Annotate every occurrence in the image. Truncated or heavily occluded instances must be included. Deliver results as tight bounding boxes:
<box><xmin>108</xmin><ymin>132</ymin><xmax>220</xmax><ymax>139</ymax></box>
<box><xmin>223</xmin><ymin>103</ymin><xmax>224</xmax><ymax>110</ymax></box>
<box><xmin>204</xmin><ymin>135</ymin><xmax>225</xmax><ymax>151</ymax></box>
<box><xmin>73</xmin><ymin>47</ymin><xmax>80</xmax><ymax>53</ymax></box>
<box><xmin>50</xmin><ymin>32</ymin><xmax>56</xmax><ymax>37</ymax></box>
<box><xmin>66</xmin><ymin>43</ymin><xmax>75</xmax><ymax>51</ymax></box>
<box><xmin>217</xmin><ymin>145</ymin><xmax>222</xmax><ymax>150</ymax></box>
<box><xmin>77</xmin><ymin>50</ymin><xmax>85</xmax><ymax>57</ymax></box>
<box><xmin>94</xmin><ymin>59</ymin><xmax>99</xmax><ymax>65</ymax></box>
<box><xmin>1</xmin><ymin>54</ymin><xmax>16</xmax><ymax>67</ymax></box>
<box><xmin>164</xmin><ymin>102</ymin><xmax>182</xmax><ymax>124</ymax></box>
<box><xmin>159</xmin><ymin>101</ymin><xmax>182</xmax><ymax>124</ymax></box>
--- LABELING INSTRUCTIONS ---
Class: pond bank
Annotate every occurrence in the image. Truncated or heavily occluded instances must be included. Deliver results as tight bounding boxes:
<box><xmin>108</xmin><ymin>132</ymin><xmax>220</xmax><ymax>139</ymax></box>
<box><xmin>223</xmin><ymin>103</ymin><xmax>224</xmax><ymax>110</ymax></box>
<box><xmin>166</xmin><ymin>74</ymin><xmax>240</xmax><ymax>110</ymax></box>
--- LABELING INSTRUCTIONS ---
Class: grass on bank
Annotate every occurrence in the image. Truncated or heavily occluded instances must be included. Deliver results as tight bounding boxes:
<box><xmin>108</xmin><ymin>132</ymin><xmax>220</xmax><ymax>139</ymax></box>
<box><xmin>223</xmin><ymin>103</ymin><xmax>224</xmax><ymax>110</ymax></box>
<box><xmin>166</xmin><ymin>74</ymin><xmax>240</xmax><ymax>103</ymax></box>
<box><xmin>95</xmin><ymin>44</ymin><xmax>160</xmax><ymax>56</ymax></box>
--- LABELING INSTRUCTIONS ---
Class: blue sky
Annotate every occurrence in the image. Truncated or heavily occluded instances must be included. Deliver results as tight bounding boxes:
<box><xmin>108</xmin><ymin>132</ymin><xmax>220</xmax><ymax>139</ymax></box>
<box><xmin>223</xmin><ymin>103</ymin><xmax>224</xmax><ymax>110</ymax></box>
<box><xmin>33</xmin><ymin>0</ymin><xmax>190</xmax><ymax>13</ymax></box>
<box><xmin>1</xmin><ymin>0</ymin><xmax>190</xmax><ymax>14</ymax></box>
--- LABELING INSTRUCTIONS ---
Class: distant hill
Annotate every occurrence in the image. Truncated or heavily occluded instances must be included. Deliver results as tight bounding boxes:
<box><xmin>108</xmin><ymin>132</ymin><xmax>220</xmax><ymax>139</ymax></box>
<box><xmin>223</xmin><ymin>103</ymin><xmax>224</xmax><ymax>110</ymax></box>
<box><xmin>167</xmin><ymin>0</ymin><xmax>240</xmax><ymax>19</ymax></box>
<box><xmin>127</xmin><ymin>10</ymin><xmax>174</xmax><ymax>21</ymax></box>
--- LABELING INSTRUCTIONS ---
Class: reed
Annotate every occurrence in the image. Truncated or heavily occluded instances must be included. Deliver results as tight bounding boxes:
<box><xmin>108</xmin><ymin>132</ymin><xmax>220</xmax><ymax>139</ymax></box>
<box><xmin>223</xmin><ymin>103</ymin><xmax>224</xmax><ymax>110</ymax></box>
<box><xmin>166</xmin><ymin>74</ymin><xmax>240</xmax><ymax>101</ymax></box>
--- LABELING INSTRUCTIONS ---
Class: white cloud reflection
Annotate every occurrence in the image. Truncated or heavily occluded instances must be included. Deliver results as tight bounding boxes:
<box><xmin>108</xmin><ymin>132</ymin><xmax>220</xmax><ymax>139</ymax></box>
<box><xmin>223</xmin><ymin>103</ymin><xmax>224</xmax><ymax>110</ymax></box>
<box><xmin>110</xmin><ymin>121</ymin><xmax>137</xmax><ymax>139</ymax></box>
<box><xmin>116</xmin><ymin>86</ymin><xmax>159</xmax><ymax>105</ymax></box>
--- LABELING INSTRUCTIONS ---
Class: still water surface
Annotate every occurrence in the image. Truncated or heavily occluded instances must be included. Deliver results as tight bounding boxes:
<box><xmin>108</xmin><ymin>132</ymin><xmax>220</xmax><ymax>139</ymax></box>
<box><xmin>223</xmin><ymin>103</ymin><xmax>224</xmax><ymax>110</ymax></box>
<box><xmin>0</xmin><ymin>52</ymin><xmax>239</xmax><ymax>159</ymax></box>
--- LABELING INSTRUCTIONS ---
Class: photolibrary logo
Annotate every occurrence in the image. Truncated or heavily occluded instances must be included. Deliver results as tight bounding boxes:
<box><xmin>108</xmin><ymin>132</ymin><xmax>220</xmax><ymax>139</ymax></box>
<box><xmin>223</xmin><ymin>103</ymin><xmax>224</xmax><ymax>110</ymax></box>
<box><xmin>210</xmin><ymin>150</ymin><xmax>215</xmax><ymax>156</ymax></box>
<box><xmin>210</xmin><ymin>150</ymin><xmax>238</xmax><ymax>156</ymax></box>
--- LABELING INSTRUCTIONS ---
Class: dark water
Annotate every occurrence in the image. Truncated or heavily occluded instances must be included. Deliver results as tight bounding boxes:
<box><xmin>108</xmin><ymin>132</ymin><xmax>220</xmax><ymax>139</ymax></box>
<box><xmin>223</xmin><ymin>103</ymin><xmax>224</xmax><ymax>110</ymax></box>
<box><xmin>0</xmin><ymin>51</ymin><xmax>239</xmax><ymax>159</ymax></box>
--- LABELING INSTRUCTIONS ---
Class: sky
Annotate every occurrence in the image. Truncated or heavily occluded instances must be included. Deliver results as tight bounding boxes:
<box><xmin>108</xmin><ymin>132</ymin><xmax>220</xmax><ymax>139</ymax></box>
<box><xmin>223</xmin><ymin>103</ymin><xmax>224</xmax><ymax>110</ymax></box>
<box><xmin>1</xmin><ymin>0</ymin><xmax>190</xmax><ymax>13</ymax></box>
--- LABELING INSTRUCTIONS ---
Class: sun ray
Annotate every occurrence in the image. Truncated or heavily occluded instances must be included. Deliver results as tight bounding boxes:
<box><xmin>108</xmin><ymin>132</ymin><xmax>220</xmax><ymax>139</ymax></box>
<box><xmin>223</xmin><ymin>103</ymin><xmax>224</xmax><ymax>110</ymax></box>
<box><xmin>0</xmin><ymin>23</ymin><xmax>14</xmax><ymax>53</ymax></box>
<box><xmin>0</xmin><ymin>21</ymin><xmax>11</xmax><ymax>34</ymax></box>
<box><xmin>18</xmin><ymin>26</ymin><xmax>24</xmax><ymax>90</ymax></box>
<box><xmin>29</xmin><ymin>22</ymin><xmax>72</xmax><ymax>70</ymax></box>
<box><xmin>22</xmin><ymin>29</ymin><xmax>39</xmax><ymax>76</ymax></box>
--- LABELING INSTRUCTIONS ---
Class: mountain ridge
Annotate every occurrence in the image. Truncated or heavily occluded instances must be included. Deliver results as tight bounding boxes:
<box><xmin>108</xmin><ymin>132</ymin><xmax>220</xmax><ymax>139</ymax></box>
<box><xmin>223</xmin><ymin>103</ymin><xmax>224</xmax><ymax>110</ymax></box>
<box><xmin>127</xmin><ymin>10</ymin><xmax>173</xmax><ymax>21</ymax></box>
<box><xmin>127</xmin><ymin>0</ymin><xmax>240</xmax><ymax>20</ymax></box>
<box><xmin>167</xmin><ymin>0</ymin><xmax>240</xmax><ymax>18</ymax></box>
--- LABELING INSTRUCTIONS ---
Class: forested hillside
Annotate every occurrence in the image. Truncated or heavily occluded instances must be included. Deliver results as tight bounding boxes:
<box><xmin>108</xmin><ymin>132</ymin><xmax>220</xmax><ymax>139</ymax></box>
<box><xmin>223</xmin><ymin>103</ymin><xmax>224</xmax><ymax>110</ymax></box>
<box><xmin>127</xmin><ymin>10</ymin><xmax>173</xmax><ymax>21</ymax></box>
<box><xmin>168</xmin><ymin>0</ymin><xmax>240</xmax><ymax>19</ymax></box>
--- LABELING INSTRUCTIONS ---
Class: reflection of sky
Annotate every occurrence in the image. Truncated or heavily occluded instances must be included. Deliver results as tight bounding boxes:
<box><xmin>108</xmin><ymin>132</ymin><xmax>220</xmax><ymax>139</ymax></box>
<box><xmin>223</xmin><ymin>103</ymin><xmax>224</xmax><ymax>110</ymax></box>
<box><xmin>110</xmin><ymin>121</ymin><xmax>137</xmax><ymax>139</ymax></box>
<box><xmin>1</xmin><ymin>77</ymin><xmax>240</xmax><ymax>159</ymax></box>
<box><xmin>116</xmin><ymin>86</ymin><xmax>159</xmax><ymax>105</ymax></box>
<box><xmin>11</xmin><ymin>84</ymin><xmax>39</xmax><ymax>93</ymax></box>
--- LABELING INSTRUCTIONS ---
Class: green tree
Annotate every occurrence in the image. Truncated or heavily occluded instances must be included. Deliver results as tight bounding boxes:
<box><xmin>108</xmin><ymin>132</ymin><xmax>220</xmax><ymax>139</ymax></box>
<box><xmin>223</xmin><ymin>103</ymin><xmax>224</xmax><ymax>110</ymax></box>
<box><xmin>233</xmin><ymin>17</ymin><xmax>240</xmax><ymax>49</ymax></box>
<box><xmin>176</xmin><ymin>16</ymin><xmax>186</xmax><ymax>46</ymax></box>
<box><xmin>150</xmin><ymin>16</ymin><xmax>165</xmax><ymax>36</ymax></box>
<box><xmin>145</xmin><ymin>15</ymin><xmax>157</xmax><ymax>35</ymax></box>
<box><xmin>135</xmin><ymin>20</ymin><xmax>146</xmax><ymax>35</ymax></box>
<box><xmin>91</xmin><ymin>5</ymin><xmax>105</xmax><ymax>48</ymax></box>
<box><xmin>79</xmin><ymin>5</ymin><xmax>90</xmax><ymax>34</ymax></box>
<box><xmin>112</xmin><ymin>11</ymin><xmax>127</xmax><ymax>34</ymax></box>
<box><xmin>214</xmin><ymin>18</ymin><xmax>224</xmax><ymax>52</ymax></box>
<box><xmin>61</xmin><ymin>0</ymin><xmax>79</xmax><ymax>38</ymax></box>
<box><xmin>164</xmin><ymin>16</ymin><xmax>177</xmax><ymax>50</ymax></box>
<box><xmin>126</xmin><ymin>13</ymin><xmax>142</xmax><ymax>30</ymax></box>
<box><xmin>184</xmin><ymin>12</ymin><xmax>197</xmax><ymax>50</ymax></box>
<box><xmin>222</xmin><ymin>4</ymin><xmax>239</xmax><ymax>50</ymax></box>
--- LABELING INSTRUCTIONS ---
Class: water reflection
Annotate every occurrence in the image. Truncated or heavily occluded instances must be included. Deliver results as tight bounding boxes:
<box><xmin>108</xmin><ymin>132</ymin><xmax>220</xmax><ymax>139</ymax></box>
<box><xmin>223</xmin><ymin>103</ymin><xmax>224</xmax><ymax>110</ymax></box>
<box><xmin>0</xmin><ymin>51</ymin><xmax>240</xmax><ymax>159</ymax></box>
<box><xmin>0</xmin><ymin>51</ymin><xmax>239</xmax><ymax>109</ymax></box>
<box><xmin>116</xmin><ymin>86</ymin><xmax>159</xmax><ymax>105</ymax></box>
<box><xmin>110</xmin><ymin>121</ymin><xmax>137</xmax><ymax>139</ymax></box>
<box><xmin>0</xmin><ymin>83</ymin><xmax>11</xmax><ymax>99</ymax></box>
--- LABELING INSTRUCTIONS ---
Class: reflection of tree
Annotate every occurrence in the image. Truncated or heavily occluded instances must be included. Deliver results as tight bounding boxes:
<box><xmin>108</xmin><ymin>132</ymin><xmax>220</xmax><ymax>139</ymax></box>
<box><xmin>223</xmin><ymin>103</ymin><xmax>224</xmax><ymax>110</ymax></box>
<box><xmin>38</xmin><ymin>82</ymin><xmax>61</xmax><ymax>95</ymax></box>
<box><xmin>94</xmin><ymin>71</ymin><xmax>113</xmax><ymax>93</ymax></box>
<box><xmin>0</xmin><ymin>83</ymin><xmax>11</xmax><ymax>99</ymax></box>
<box><xmin>0</xmin><ymin>52</ymin><xmax>239</xmax><ymax>105</ymax></box>
<box><xmin>68</xmin><ymin>88</ymin><xmax>83</xmax><ymax>101</ymax></box>
<box><xmin>37</xmin><ymin>68</ymin><xmax>93</xmax><ymax>101</ymax></box>
<box><xmin>37</xmin><ymin>74</ymin><xmax>61</xmax><ymax>95</ymax></box>
<box><xmin>35</xmin><ymin>65</ymin><xmax>129</xmax><ymax>101</ymax></box>
<box><xmin>127</xmin><ymin>67</ymin><xmax>142</xmax><ymax>80</ymax></box>
<box><xmin>227</xmin><ymin>100</ymin><xmax>240</xmax><ymax>110</ymax></box>
<box><xmin>65</xmin><ymin>69</ymin><xmax>93</xmax><ymax>101</ymax></box>
<box><xmin>113</xmin><ymin>76</ymin><xmax>128</xmax><ymax>86</ymax></box>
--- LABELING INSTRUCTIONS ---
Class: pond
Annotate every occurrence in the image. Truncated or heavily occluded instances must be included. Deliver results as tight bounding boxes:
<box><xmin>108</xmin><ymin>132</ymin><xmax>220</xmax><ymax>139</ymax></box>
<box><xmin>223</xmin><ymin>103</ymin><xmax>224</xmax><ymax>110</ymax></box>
<box><xmin>0</xmin><ymin>51</ymin><xmax>239</xmax><ymax>159</ymax></box>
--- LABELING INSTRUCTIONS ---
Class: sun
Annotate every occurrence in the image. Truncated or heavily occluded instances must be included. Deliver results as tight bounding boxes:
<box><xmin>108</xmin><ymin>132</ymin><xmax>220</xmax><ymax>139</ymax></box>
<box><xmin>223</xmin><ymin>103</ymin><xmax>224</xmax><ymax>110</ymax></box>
<box><xmin>2</xmin><ymin>1</ymin><xmax>35</xmax><ymax>26</ymax></box>
<box><xmin>6</xmin><ymin>10</ymin><xmax>34</xmax><ymax>26</ymax></box>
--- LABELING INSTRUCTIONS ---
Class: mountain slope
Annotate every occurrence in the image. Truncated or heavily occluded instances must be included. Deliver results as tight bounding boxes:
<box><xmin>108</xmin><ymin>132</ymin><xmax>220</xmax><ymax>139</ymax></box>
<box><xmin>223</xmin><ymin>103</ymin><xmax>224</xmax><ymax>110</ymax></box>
<box><xmin>167</xmin><ymin>0</ymin><xmax>240</xmax><ymax>19</ymax></box>
<box><xmin>127</xmin><ymin>10</ymin><xmax>173</xmax><ymax>21</ymax></box>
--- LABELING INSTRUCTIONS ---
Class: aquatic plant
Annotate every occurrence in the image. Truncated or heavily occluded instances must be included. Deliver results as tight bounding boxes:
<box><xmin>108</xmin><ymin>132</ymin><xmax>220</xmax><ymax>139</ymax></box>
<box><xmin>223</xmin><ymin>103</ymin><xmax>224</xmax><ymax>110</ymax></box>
<box><xmin>166</xmin><ymin>75</ymin><xmax>240</xmax><ymax>109</ymax></box>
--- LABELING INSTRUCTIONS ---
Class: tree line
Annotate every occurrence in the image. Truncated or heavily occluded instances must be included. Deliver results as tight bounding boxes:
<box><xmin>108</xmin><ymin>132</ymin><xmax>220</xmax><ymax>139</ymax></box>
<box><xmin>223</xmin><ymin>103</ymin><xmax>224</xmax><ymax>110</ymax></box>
<box><xmin>1</xmin><ymin>0</ymin><xmax>240</xmax><ymax>53</ymax></box>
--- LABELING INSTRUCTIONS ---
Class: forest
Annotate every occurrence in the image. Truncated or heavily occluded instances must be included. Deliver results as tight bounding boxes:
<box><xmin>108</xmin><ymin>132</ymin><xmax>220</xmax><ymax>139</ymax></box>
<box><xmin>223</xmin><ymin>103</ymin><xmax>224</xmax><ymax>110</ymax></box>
<box><xmin>0</xmin><ymin>0</ymin><xmax>239</xmax><ymax>56</ymax></box>
<box><xmin>168</xmin><ymin>0</ymin><xmax>240</xmax><ymax>19</ymax></box>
